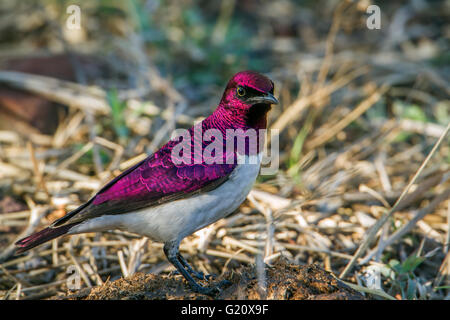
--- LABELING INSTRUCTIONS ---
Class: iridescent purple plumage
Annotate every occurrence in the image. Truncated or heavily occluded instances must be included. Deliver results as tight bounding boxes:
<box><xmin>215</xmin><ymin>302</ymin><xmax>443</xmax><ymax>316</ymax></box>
<box><xmin>91</xmin><ymin>127</ymin><xmax>236</xmax><ymax>207</ymax></box>
<box><xmin>88</xmin><ymin>70</ymin><xmax>275</xmax><ymax>209</ymax></box>
<box><xmin>15</xmin><ymin>70</ymin><xmax>276</xmax><ymax>255</ymax></box>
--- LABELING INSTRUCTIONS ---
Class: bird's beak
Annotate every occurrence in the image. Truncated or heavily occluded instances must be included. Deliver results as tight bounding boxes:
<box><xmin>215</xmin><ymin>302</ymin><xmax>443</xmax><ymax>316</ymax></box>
<box><xmin>247</xmin><ymin>93</ymin><xmax>279</xmax><ymax>105</ymax></box>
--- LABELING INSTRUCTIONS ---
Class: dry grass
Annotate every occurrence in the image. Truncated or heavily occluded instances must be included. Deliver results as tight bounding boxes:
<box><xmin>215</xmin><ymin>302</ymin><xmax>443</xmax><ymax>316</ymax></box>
<box><xmin>0</xmin><ymin>0</ymin><xmax>449</xmax><ymax>300</ymax></box>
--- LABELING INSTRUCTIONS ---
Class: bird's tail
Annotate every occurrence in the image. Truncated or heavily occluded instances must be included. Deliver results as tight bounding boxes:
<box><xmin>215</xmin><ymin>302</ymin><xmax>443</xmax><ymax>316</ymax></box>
<box><xmin>15</xmin><ymin>223</ymin><xmax>75</xmax><ymax>254</ymax></box>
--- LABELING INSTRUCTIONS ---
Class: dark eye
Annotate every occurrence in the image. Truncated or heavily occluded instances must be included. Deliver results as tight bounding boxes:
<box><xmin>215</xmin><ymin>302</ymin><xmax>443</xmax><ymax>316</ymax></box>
<box><xmin>236</xmin><ymin>86</ymin><xmax>246</xmax><ymax>97</ymax></box>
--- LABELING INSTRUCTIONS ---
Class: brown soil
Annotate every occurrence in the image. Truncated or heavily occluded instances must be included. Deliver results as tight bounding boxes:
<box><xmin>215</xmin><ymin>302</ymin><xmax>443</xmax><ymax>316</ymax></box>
<box><xmin>59</xmin><ymin>260</ymin><xmax>364</xmax><ymax>300</ymax></box>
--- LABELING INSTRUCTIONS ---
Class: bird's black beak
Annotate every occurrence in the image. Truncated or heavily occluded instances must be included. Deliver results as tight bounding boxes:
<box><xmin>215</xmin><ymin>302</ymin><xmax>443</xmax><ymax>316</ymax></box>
<box><xmin>246</xmin><ymin>93</ymin><xmax>279</xmax><ymax>105</ymax></box>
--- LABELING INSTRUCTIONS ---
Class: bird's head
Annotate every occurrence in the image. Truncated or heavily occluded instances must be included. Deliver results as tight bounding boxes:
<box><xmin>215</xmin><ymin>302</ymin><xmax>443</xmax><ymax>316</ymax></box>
<box><xmin>218</xmin><ymin>70</ymin><xmax>278</xmax><ymax>129</ymax></box>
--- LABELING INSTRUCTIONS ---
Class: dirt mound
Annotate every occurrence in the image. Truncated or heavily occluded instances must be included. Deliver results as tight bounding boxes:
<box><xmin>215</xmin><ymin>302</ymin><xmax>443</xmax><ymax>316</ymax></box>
<box><xmin>59</xmin><ymin>260</ymin><xmax>364</xmax><ymax>300</ymax></box>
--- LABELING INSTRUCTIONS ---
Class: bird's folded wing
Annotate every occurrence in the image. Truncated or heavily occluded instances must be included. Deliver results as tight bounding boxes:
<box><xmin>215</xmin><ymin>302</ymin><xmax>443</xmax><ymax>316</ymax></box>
<box><xmin>51</xmin><ymin>144</ymin><xmax>236</xmax><ymax>227</ymax></box>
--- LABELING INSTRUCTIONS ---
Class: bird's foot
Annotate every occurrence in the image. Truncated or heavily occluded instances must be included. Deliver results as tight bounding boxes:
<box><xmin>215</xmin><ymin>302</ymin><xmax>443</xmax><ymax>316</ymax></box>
<box><xmin>190</xmin><ymin>279</ymin><xmax>232</xmax><ymax>296</ymax></box>
<box><xmin>170</xmin><ymin>269</ymin><xmax>216</xmax><ymax>281</ymax></box>
<box><xmin>191</xmin><ymin>271</ymin><xmax>217</xmax><ymax>281</ymax></box>
<box><xmin>163</xmin><ymin>241</ymin><xmax>230</xmax><ymax>297</ymax></box>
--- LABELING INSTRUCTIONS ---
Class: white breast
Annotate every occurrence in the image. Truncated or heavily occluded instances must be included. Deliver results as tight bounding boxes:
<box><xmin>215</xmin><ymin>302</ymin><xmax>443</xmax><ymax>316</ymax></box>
<box><xmin>69</xmin><ymin>153</ymin><xmax>262</xmax><ymax>243</ymax></box>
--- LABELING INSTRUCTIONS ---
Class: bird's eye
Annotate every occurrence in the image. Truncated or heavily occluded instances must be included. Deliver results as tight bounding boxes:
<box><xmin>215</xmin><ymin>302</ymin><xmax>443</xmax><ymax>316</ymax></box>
<box><xmin>236</xmin><ymin>86</ymin><xmax>246</xmax><ymax>97</ymax></box>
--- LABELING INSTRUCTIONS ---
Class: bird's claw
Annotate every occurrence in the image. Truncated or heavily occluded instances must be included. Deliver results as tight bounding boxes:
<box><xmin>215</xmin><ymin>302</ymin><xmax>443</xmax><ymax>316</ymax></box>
<box><xmin>189</xmin><ymin>270</ymin><xmax>206</xmax><ymax>280</ymax></box>
<box><xmin>174</xmin><ymin>268</ymin><xmax>217</xmax><ymax>281</ymax></box>
<box><xmin>193</xmin><ymin>271</ymin><xmax>217</xmax><ymax>281</ymax></box>
<box><xmin>169</xmin><ymin>269</ymin><xmax>181</xmax><ymax>277</ymax></box>
<box><xmin>191</xmin><ymin>279</ymin><xmax>232</xmax><ymax>296</ymax></box>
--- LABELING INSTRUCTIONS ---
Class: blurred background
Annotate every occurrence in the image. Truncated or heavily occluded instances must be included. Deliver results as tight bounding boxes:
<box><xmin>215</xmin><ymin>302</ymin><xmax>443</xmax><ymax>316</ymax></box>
<box><xmin>0</xmin><ymin>0</ymin><xmax>449</xmax><ymax>299</ymax></box>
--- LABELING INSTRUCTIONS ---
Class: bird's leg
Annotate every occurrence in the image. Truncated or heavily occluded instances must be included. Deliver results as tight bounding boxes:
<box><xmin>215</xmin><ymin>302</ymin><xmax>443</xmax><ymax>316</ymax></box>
<box><xmin>163</xmin><ymin>240</ymin><xmax>228</xmax><ymax>296</ymax></box>
<box><xmin>176</xmin><ymin>252</ymin><xmax>214</xmax><ymax>281</ymax></box>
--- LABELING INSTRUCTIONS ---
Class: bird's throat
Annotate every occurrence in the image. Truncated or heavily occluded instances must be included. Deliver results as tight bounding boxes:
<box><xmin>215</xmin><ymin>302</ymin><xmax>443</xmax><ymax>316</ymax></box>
<box><xmin>245</xmin><ymin>103</ymin><xmax>271</xmax><ymax>129</ymax></box>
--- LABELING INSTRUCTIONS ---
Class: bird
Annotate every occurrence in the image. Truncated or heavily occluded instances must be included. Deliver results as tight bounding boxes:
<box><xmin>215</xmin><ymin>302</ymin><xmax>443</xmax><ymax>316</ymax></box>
<box><xmin>15</xmin><ymin>70</ymin><xmax>278</xmax><ymax>295</ymax></box>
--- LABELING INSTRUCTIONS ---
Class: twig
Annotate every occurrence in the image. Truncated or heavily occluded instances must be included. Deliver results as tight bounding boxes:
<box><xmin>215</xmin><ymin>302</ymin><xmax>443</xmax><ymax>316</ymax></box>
<box><xmin>340</xmin><ymin>280</ymin><xmax>397</xmax><ymax>300</ymax></box>
<box><xmin>0</xmin><ymin>205</ymin><xmax>50</xmax><ymax>263</ymax></box>
<box><xmin>340</xmin><ymin>122</ymin><xmax>450</xmax><ymax>278</ymax></box>
<box><xmin>270</xmin><ymin>66</ymin><xmax>368</xmax><ymax>138</ymax></box>
<box><xmin>306</xmin><ymin>85</ymin><xmax>390</xmax><ymax>149</ymax></box>
<box><xmin>362</xmin><ymin>188</ymin><xmax>450</xmax><ymax>263</ymax></box>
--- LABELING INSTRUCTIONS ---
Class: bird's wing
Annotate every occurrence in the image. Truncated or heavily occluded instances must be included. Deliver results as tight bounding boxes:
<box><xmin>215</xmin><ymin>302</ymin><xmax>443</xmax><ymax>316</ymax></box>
<box><xmin>51</xmin><ymin>141</ymin><xmax>236</xmax><ymax>227</ymax></box>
